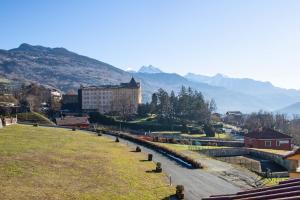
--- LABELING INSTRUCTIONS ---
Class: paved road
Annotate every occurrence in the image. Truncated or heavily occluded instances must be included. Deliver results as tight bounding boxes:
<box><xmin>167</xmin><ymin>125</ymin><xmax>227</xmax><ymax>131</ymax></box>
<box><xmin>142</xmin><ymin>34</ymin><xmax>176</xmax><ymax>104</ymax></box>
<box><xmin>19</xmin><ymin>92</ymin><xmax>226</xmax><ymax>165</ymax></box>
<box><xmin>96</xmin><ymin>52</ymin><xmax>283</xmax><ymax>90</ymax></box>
<box><xmin>102</xmin><ymin>134</ymin><xmax>242</xmax><ymax>200</ymax></box>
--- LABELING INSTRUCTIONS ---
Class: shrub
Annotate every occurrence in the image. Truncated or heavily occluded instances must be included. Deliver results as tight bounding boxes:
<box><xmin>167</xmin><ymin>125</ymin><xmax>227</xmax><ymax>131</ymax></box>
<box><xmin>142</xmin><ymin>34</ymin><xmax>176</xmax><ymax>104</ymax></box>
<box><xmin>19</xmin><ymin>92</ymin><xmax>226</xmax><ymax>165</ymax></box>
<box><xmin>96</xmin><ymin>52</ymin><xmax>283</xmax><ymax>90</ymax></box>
<box><xmin>167</xmin><ymin>138</ymin><xmax>175</xmax><ymax>143</ymax></box>
<box><xmin>176</xmin><ymin>185</ymin><xmax>184</xmax><ymax>193</ymax></box>
<box><xmin>136</xmin><ymin>146</ymin><xmax>141</xmax><ymax>152</ymax></box>
<box><xmin>176</xmin><ymin>185</ymin><xmax>185</xmax><ymax>199</ymax></box>
<box><xmin>115</xmin><ymin>137</ymin><xmax>119</xmax><ymax>142</ymax></box>
<box><xmin>204</xmin><ymin>124</ymin><xmax>215</xmax><ymax>137</ymax></box>
<box><xmin>156</xmin><ymin>162</ymin><xmax>162</xmax><ymax>173</ymax></box>
<box><xmin>148</xmin><ymin>154</ymin><xmax>153</xmax><ymax>161</ymax></box>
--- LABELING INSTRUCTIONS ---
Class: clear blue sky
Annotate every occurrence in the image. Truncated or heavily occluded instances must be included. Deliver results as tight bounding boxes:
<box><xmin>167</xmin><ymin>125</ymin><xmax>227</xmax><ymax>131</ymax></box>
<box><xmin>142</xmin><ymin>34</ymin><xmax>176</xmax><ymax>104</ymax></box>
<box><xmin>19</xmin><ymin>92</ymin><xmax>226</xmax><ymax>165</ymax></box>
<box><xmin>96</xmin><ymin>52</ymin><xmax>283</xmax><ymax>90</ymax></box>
<box><xmin>1</xmin><ymin>0</ymin><xmax>300</xmax><ymax>89</ymax></box>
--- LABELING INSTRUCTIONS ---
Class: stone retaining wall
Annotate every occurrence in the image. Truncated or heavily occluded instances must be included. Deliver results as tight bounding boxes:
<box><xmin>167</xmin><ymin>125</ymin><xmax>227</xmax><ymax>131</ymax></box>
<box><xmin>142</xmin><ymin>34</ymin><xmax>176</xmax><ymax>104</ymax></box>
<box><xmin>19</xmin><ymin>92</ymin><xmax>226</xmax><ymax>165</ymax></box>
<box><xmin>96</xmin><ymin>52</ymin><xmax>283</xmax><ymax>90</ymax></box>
<box><xmin>248</xmin><ymin>149</ymin><xmax>294</xmax><ymax>171</ymax></box>
<box><xmin>199</xmin><ymin>147</ymin><xmax>249</xmax><ymax>157</ymax></box>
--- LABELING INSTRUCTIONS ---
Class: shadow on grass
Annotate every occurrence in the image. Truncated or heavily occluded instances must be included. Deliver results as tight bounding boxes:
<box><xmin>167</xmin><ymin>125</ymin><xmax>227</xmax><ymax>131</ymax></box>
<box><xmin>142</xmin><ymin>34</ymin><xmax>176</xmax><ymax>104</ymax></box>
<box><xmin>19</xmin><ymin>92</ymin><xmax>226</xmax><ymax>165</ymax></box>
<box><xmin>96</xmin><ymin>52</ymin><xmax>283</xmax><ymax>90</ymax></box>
<box><xmin>146</xmin><ymin>169</ymin><xmax>158</xmax><ymax>173</ymax></box>
<box><xmin>139</xmin><ymin>159</ymin><xmax>149</xmax><ymax>162</ymax></box>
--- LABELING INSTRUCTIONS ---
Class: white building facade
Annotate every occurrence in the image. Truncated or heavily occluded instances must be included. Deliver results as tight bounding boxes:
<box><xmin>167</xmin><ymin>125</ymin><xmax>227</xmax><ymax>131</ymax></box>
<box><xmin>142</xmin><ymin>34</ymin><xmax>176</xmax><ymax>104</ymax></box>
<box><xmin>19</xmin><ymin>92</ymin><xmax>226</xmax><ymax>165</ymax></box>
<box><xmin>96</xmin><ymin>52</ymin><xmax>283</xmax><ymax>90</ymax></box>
<box><xmin>79</xmin><ymin>78</ymin><xmax>141</xmax><ymax>114</ymax></box>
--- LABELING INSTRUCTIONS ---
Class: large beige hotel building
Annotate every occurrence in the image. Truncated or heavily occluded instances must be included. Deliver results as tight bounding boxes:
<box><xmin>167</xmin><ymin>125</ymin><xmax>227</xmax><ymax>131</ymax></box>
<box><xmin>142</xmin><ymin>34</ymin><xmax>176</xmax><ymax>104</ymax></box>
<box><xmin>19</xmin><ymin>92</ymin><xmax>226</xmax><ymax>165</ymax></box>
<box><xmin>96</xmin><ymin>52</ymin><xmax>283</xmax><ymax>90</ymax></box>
<box><xmin>78</xmin><ymin>78</ymin><xmax>141</xmax><ymax>114</ymax></box>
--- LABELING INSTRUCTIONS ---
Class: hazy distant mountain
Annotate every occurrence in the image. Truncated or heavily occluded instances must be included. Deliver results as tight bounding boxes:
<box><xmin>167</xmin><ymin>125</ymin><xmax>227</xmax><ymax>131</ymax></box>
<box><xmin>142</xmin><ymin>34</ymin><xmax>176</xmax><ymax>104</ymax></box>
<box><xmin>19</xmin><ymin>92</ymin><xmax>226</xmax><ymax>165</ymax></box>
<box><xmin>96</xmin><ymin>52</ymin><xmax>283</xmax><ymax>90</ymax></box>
<box><xmin>185</xmin><ymin>73</ymin><xmax>300</xmax><ymax>111</ymax></box>
<box><xmin>138</xmin><ymin>65</ymin><xmax>163</xmax><ymax>73</ymax></box>
<box><xmin>126</xmin><ymin>69</ymin><xmax>136</xmax><ymax>73</ymax></box>
<box><xmin>1</xmin><ymin>43</ymin><xmax>300</xmax><ymax>113</ymax></box>
<box><xmin>132</xmin><ymin>72</ymin><xmax>272</xmax><ymax>113</ymax></box>
<box><xmin>277</xmin><ymin>102</ymin><xmax>300</xmax><ymax>117</ymax></box>
<box><xmin>186</xmin><ymin>73</ymin><xmax>279</xmax><ymax>95</ymax></box>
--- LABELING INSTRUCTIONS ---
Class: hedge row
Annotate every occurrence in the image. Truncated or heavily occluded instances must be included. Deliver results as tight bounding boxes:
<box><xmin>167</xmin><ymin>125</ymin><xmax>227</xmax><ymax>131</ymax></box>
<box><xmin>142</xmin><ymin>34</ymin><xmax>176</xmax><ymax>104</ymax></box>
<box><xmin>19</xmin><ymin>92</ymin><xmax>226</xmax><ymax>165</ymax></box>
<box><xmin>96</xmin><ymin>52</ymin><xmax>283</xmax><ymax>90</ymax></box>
<box><xmin>99</xmin><ymin>129</ymin><xmax>202</xmax><ymax>169</ymax></box>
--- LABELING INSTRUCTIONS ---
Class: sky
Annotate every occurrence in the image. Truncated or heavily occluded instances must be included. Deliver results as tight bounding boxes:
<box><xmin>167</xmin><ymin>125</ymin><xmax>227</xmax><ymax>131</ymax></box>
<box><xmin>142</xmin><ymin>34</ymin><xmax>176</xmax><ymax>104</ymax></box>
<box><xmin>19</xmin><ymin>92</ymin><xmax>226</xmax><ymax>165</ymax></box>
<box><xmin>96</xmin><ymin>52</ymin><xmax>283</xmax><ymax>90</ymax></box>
<box><xmin>1</xmin><ymin>0</ymin><xmax>300</xmax><ymax>89</ymax></box>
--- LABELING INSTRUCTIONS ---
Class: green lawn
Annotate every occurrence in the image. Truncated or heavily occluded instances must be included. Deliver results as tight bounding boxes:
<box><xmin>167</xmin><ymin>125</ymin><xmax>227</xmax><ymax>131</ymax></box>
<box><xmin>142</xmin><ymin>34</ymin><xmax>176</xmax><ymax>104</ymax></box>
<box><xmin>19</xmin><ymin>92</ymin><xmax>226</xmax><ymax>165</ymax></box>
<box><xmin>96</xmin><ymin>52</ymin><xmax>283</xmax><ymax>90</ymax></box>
<box><xmin>153</xmin><ymin>143</ymin><xmax>229</xmax><ymax>166</ymax></box>
<box><xmin>156</xmin><ymin>143</ymin><xmax>228</xmax><ymax>151</ymax></box>
<box><xmin>17</xmin><ymin>112</ymin><xmax>55</xmax><ymax>125</ymax></box>
<box><xmin>129</xmin><ymin>115</ymin><xmax>159</xmax><ymax>125</ymax></box>
<box><xmin>251</xmin><ymin>148</ymin><xmax>292</xmax><ymax>156</ymax></box>
<box><xmin>0</xmin><ymin>125</ymin><xmax>174</xmax><ymax>200</ymax></box>
<box><xmin>262</xmin><ymin>177</ymin><xmax>288</xmax><ymax>186</ymax></box>
<box><xmin>152</xmin><ymin>131</ymin><xmax>181</xmax><ymax>135</ymax></box>
<box><xmin>180</xmin><ymin>133</ymin><xmax>229</xmax><ymax>139</ymax></box>
<box><xmin>151</xmin><ymin>131</ymin><xmax>229</xmax><ymax>139</ymax></box>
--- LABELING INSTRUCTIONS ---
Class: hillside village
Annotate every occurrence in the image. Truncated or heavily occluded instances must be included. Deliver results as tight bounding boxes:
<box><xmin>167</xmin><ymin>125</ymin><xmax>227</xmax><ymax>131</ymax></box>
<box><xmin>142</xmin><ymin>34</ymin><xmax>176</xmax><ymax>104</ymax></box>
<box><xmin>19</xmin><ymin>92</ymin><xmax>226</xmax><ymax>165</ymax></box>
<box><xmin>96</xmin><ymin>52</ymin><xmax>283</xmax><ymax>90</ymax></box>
<box><xmin>2</xmin><ymin>67</ymin><xmax>300</xmax><ymax>199</ymax></box>
<box><xmin>3</xmin><ymin>44</ymin><xmax>300</xmax><ymax>113</ymax></box>
<box><xmin>3</xmin><ymin>0</ymin><xmax>300</xmax><ymax>198</ymax></box>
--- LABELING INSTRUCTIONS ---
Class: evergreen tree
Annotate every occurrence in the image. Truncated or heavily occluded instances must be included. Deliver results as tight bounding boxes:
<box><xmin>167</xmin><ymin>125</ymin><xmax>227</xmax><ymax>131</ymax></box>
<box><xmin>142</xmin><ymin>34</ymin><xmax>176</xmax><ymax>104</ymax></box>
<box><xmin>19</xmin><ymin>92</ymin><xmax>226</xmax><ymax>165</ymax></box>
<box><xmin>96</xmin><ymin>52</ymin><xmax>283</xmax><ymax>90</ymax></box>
<box><xmin>150</xmin><ymin>93</ymin><xmax>158</xmax><ymax>114</ymax></box>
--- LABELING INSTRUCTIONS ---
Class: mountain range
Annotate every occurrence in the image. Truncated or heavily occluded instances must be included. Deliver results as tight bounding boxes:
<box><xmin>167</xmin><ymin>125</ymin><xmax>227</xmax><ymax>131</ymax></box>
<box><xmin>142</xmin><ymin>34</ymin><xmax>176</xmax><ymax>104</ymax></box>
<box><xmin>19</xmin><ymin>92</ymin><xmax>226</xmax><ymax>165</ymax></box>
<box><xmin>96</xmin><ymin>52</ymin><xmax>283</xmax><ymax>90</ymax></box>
<box><xmin>1</xmin><ymin>43</ymin><xmax>300</xmax><ymax>114</ymax></box>
<box><xmin>277</xmin><ymin>103</ymin><xmax>300</xmax><ymax>117</ymax></box>
<box><xmin>138</xmin><ymin>65</ymin><xmax>163</xmax><ymax>73</ymax></box>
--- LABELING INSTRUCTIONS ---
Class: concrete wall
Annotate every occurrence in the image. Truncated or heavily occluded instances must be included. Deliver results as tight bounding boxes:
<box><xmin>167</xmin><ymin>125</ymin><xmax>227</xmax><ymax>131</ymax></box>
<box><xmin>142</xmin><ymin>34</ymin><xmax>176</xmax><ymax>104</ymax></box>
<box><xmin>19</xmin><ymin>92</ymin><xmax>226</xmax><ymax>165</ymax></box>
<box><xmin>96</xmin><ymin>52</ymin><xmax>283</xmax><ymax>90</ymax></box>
<box><xmin>199</xmin><ymin>148</ymin><xmax>249</xmax><ymax>157</ymax></box>
<box><xmin>199</xmin><ymin>147</ymin><xmax>292</xmax><ymax>176</ymax></box>
<box><xmin>249</xmin><ymin>149</ymin><xmax>294</xmax><ymax>171</ymax></box>
<box><xmin>258</xmin><ymin>171</ymin><xmax>289</xmax><ymax>178</ymax></box>
<box><xmin>216</xmin><ymin>155</ymin><xmax>262</xmax><ymax>173</ymax></box>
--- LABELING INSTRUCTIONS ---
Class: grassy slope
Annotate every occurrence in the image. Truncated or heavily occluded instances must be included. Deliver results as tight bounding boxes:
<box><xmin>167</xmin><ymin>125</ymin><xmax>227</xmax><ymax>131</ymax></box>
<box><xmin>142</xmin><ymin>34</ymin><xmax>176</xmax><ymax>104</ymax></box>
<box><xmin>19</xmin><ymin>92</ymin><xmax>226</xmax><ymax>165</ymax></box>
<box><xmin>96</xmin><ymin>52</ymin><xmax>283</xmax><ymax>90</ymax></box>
<box><xmin>0</xmin><ymin>125</ymin><xmax>174</xmax><ymax>200</ymax></box>
<box><xmin>152</xmin><ymin>131</ymin><xmax>229</xmax><ymax>139</ymax></box>
<box><xmin>17</xmin><ymin>112</ymin><xmax>55</xmax><ymax>125</ymax></box>
<box><xmin>180</xmin><ymin>133</ymin><xmax>228</xmax><ymax>139</ymax></box>
<box><xmin>156</xmin><ymin>143</ymin><xmax>228</xmax><ymax>151</ymax></box>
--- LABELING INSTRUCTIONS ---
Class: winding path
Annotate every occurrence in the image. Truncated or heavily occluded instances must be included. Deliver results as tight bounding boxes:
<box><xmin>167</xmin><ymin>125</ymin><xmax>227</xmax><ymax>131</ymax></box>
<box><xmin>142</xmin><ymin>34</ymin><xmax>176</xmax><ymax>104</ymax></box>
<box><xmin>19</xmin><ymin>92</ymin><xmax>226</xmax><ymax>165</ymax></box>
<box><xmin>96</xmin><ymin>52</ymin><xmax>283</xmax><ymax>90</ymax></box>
<box><xmin>103</xmin><ymin>134</ymin><xmax>243</xmax><ymax>200</ymax></box>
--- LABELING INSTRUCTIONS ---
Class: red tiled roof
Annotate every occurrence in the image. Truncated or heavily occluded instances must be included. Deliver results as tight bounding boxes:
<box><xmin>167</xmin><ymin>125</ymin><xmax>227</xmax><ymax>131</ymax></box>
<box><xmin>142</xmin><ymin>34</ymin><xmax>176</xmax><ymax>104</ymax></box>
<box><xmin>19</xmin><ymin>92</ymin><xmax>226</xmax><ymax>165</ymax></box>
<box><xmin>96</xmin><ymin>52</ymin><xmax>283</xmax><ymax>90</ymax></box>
<box><xmin>203</xmin><ymin>178</ymin><xmax>300</xmax><ymax>200</ymax></box>
<box><xmin>244</xmin><ymin>128</ymin><xmax>292</xmax><ymax>139</ymax></box>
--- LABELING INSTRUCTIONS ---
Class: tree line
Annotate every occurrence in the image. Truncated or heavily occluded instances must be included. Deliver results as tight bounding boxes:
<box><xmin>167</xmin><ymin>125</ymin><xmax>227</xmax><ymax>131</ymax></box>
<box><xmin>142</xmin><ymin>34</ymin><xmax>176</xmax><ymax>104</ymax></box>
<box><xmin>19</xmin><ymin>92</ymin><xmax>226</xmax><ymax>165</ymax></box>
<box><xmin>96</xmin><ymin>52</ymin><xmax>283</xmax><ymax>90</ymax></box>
<box><xmin>243</xmin><ymin>111</ymin><xmax>300</xmax><ymax>145</ymax></box>
<box><xmin>138</xmin><ymin>86</ymin><xmax>216</xmax><ymax>127</ymax></box>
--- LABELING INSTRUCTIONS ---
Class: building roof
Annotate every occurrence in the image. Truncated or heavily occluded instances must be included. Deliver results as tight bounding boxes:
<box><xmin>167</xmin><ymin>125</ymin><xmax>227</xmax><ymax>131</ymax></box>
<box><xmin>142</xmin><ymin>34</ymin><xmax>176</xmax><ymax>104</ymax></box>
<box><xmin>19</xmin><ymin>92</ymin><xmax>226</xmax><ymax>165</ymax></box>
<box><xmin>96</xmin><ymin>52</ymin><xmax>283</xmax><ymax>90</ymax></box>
<box><xmin>244</xmin><ymin>128</ymin><xmax>292</xmax><ymax>139</ymax></box>
<box><xmin>226</xmin><ymin>111</ymin><xmax>243</xmax><ymax>116</ymax></box>
<box><xmin>80</xmin><ymin>78</ymin><xmax>140</xmax><ymax>90</ymax></box>
<box><xmin>56</xmin><ymin>116</ymin><xmax>89</xmax><ymax>126</ymax></box>
<box><xmin>203</xmin><ymin>178</ymin><xmax>300</xmax><ymax>200</ymax></box>
<box><xmin>120</xmin><ymin>77</ymin><xmax>140</xmax><ymax>88</ymax></box>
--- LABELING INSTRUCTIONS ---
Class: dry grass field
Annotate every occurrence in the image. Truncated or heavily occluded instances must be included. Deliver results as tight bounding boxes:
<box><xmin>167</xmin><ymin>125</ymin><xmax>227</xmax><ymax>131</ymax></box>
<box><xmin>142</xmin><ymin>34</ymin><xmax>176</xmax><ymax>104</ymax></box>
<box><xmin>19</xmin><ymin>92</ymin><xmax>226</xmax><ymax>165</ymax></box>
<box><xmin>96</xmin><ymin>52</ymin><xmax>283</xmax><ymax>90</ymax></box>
<box><xmin>0</xmin><ymin>125</ymin><xmax>174</xmax><ymax>200</ymax></box>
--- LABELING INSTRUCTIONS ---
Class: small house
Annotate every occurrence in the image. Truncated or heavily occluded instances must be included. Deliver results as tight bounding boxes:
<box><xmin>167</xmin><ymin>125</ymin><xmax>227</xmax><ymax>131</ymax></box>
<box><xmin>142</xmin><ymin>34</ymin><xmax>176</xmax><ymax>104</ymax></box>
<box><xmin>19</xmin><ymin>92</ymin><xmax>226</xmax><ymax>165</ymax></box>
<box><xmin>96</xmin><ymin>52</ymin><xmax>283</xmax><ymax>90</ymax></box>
<box><xmin>223</xmin><ymin>111</ymin><xmax>243</xmax><ymax>125</ymax></box>
<box><xmin>284</xmin><ymin>149</ymin><xmax>300</xmax><ymax>178</ymax></box>
<box><xmin>56</xmin><ymin>116</ymin><xmax>89</xmax><ymax>128</ymax></box>
<box><xmin>244</xmin><ymin>128</ymin><xmax>292</xmax><ymax>150</ymax></box>
<box><xmin>2</xmin><ymin>117</ymin><xmax>18</xmax><ymax>126</ymax></box>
